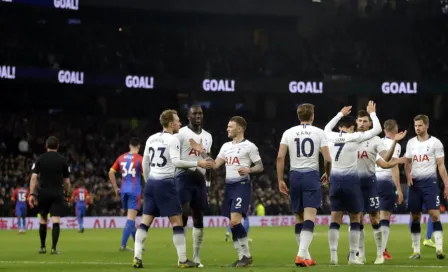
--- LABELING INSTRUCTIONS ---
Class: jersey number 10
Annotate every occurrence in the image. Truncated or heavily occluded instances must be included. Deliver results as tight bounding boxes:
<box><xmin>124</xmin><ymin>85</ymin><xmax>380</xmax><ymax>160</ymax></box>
<box><xmin>294</xmin><ymin>138</ymin><xmax>315</xmax><ymax>157</ymax></box>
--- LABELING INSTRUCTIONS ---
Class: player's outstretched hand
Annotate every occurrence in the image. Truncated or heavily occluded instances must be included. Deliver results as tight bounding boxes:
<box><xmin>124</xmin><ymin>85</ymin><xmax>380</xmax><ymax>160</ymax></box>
<box><xmin>366</xmin><ymin>100</ymin><xmax>376</xmax><ymax>114</ymax></box>
<box><xmin>320</xmin><ymin>173</ymin><xmax>329</xmax><ymax>187</ymax></box>
<box><xmin>394</xmin><ymin>130</ymin><xmax>407</xmax><ymax>142</ymax></box>
<box><xmin>278</xmin><ymin>180</ymin><xmax>289</xmax><ymax>196</ymax></box>
<box><xmin>340</xmin><ymin>106</ymin><xmax>352</xmax><ymax>116</ymax></box>
<box><xmin>29</xmin><ymin>195</ymin><xmax>37</xmax><ymax>208</ymax></box>
<box><xmin>198</xmin><ymin>159</ymin><xmax>215</xmax><ymax>169</ymax></box>
<box><xmin>444</xmin><ymin>186</ymin><xmax>448</xmax><ymax>199</ymax></box>
<box><xmin>189</xmin><ymin>139</ymin><xmax>205</xmax><ymax>153</ymax></box>
<box><xmin>237</xmin><ymin>167</ymin><xmax>250</xmax><ymax>176</ymax></box>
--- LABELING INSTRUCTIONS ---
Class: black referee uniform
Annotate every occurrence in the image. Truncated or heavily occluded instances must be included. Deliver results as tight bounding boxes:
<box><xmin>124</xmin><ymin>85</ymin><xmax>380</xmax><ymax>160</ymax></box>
<box><xmin>30</xmin><ymin>136</ymin><xmax>70</xmax><ymax>254</ymax></box>
<box><xmin>32</xmin><ymin>152</ymin><xmax>70</xmax><ymax>217</ymax></box>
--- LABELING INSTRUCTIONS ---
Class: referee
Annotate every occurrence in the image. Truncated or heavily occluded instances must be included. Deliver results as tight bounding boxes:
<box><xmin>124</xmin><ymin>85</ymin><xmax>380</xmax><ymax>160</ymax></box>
<box><xmin>29</xmin><ymin>136</ymin><xmax>71</xmax><ymax>254</ymax></box>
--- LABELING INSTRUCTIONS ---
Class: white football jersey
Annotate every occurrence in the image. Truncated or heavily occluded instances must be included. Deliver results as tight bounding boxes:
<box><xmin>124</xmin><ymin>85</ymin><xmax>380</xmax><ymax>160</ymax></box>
<box><xmin>405</xmin><ymin>136</ymin><xmax>444</xmax><ymax>180</ymax></box>
<box><xmin>143</xmin><ymin>132</ymin><xmax>182</xmax><ymax>180</ymax></box>
<box><xmin>280</xmin><ymin>124</ymin><xmax>328</xmax><ymax>171</ymax></box>
<box><xmin>376</xmin><ymin>137</ymin><xmax>401</xmax><ymax>180</ymax></box>
<box><xmin>324</xmin><ymin>112</ymin><xmax>382</xmax><ymax>177</ymax></box>
<box><xmin>217</xmin><ymin>139</ymin><xmax>261</xmax><ymax>183</ymax></box>
<box><xmin>175</xmin><ymin>126</ymin><xmax>213</xmax><ymax>175</ymax></box>
<box><xmin>357</xmin><ymin>136</ymin><xmax>387</xmax><ymax>178</ymax></box>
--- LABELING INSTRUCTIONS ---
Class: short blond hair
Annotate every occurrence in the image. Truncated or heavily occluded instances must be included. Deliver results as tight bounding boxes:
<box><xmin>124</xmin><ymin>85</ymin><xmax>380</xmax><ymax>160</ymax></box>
<box><xmin>230</xmin><ymin>116</ymin><xmax>247</xmax><ymax>130</ymax></box>
<box><xmin>297</xmin><ymin>104</ymin><xmax>314</xmax><ymax>122</ymax></box>
<box><xmin>160</xmin><ymin>109</ymin><xmax>178</xmax><ymax>128</ymax></box>
<box><xmin>414</xmin><ymin>114</ymin><xmax>429</xmax><ymax>125</ymax></box>
<box><xmin>384</xmin><ymin>119</ymin><xmax>397</xmax><ymax>132</ymax></box>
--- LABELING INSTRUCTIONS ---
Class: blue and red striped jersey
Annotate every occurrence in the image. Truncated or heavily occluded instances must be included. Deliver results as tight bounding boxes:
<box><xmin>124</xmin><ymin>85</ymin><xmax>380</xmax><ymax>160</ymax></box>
<box><xmin>111</xmin><ymin>152</ymin><xmax>143</xmax><ymax>194</ymax></box>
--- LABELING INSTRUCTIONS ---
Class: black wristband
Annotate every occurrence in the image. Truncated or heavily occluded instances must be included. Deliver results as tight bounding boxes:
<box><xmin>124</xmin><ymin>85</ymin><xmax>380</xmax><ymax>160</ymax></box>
<box><xmin>30</xmin><ymin>193</ymin><xmax>37</xmax><ymax>197</ymax></box>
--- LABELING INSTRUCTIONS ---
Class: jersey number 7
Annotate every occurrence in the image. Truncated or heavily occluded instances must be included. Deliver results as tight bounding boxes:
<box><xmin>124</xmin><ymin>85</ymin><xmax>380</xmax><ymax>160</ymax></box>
<box><xmin>334</xmin><ymin>143</ymin><xmax>345</xmax><ymax>161</ymax></box>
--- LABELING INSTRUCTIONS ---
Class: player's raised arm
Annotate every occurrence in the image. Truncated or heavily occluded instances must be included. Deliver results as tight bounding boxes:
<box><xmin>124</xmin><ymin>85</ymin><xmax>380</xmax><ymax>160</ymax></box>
<box><xmin>350</xmin><ymin>101</ymin><xmax>382</xmax><ymax>142</ymax></box>
<box><xmin>171</xmin><ymin>137</ymin><xmax>214</xmax><ymax>169</ymax></box>
<box><xmin>324</xmin><ymin>106</ymin><xmax>352</xmax><ymax>141</ymax></box>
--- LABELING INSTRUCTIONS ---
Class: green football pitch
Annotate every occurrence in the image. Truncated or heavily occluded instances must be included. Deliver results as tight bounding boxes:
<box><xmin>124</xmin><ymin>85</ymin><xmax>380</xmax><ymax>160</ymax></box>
<box><xmin>1</xmin><ymin>225</ymin><xmax>447</xmax><ymax>271</ymax></box>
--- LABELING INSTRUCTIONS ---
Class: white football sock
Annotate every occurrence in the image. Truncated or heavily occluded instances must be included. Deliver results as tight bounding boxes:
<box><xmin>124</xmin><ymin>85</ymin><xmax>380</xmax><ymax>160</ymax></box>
<box><xmin>411</xmin><ymin>232</ymin><xmax>421</xmax><ymax>253</ymax></box>
<box><xmin>328</xmin><ymin>229</ymin><xmax>339</xmax><ymax>259</ymax></box>
<box><xmin>233</xmin><ymin>240</ymin><xmax>243</xmax><ymax>259</ymax></box>
<box><xmin>380</xmin><ymin>226</ymin><xmax>390</xmax><ymax>253</ymax></box>
<box><xmin>358</xmin><ymin>229</ymin><xmax>365</xmax><ymax>257</ymax></box>
<box><xmin>373</xmin><ymin>228</ymin><xmax>382</xmax><ymax>256</ymax></box>
<box><xmin>349</xmin><ymin>229</ymin><xmax>360</xmax><ymax>260</ymax></box>
<box><xmin>134</xmin><ymin>228</ymin><xmax>147</xmax><ymax>259</ymax></box>
<box><xmin>306</xmin><ymin>250</ymin><xmax>312</xmax><ymax>260</ymax></box>
<box><xmin>192</xmin><ymin>227</ymin><xmax>204</xmax><ymax>261</ymax></box>
<box><xmin>295</xmin><ymin>233</ymin><xmax>301</xmax><ymax>256</ymax></box>
<box><xmin>238</xmin><ymin>237</ymin><xmax>251</xmax><ymax>258</ymax></box>
<box><xmin>433</xmin><ymin>231</ymin><xmax>443</xmax><ymax>251</ymax></box>
<box><xmin>173</xmin><ymin>231</ymin><xmax>187</xmax><ymax>262</ymax></box>
<box><xmin>298</xmin><ymin>230</ymin><xmax>314</xmax><ymax>259</ymax></box>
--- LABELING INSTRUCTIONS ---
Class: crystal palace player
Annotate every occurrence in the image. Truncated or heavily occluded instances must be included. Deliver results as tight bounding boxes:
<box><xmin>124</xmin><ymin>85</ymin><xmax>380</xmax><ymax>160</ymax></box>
<box><xmin>174</xmin><ymin>105</ymin><xmax>213</xmax><ymax>267</ymax></box>
<box><xmin>355</xmin><ymin>111</ymin><xmax>406</xmax><ymax>264</ymax></box>
<box><xmin>109</xmin><ymin>138</ymin><xmax>143</xmax><ymax>251</ymax></box>
<box><xmin>11</xmin><ymin>182</ymin><xmax>29</xmax><ymax>233</ymax></box>
<box><xmin>276</xmin><ymin>103</ymin><xmax>332</xmax><ymax>267</ymax></box>
<box><xmin>190</xmin><ymin>116</ymin><xmax>263</xmax><ymax>268</ymax></box>
<box><xmin>405</xmin><ymin>114</ymin><xmax>448</xmax><ymax>259</ymax></box>
<box><xmin>375</xmin><ymin>120</ymin><xmax>405</xmax><ymax>260</ymax></box>
<box><xmin>70</xmin><ymin>183</ymin><xmax>90</xmax><ymax>233</ymax></box>
<box><xmin>133</xmin><ymin>109</ymin><xmax>214</xmax><ymax>268</ymax></box>
<box><xmin>324</xmin><ymin>101</ymin><xmax>381</xmax><ymax>265</ymax></box>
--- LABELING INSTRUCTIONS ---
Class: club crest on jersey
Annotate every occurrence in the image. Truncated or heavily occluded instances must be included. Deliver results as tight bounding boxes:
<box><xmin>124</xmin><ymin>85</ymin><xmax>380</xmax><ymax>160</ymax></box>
<box><xmin>226</xmin><ymin>156</ymin><xmax>240</xmax><ymax>165</ymax></box>
<box><xmin>413</xmin><ymin>154</ymin><xmax>429</xmax><ymax>162</ymax></box>
<box><xmin>358</xmin><ymin>151</ymin><xmax>369</xmax><ymax>159</ymax></box>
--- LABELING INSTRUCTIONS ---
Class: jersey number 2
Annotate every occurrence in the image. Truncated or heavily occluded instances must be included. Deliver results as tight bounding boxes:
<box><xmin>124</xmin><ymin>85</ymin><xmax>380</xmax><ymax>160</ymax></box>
<box><xmin>294</xmin><ymin>138</ymin><xmax>314</xmax><ymax>157</ymax></box>
<box><xmin>235</xmin><ymin>197</ymin><xmax>242</xmax><ymax>208</ymax></box>
<box><xmin>148</xmin><ymin>147</ymin><xmax>167</xmax><ymax>167</ymax></box>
